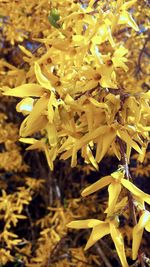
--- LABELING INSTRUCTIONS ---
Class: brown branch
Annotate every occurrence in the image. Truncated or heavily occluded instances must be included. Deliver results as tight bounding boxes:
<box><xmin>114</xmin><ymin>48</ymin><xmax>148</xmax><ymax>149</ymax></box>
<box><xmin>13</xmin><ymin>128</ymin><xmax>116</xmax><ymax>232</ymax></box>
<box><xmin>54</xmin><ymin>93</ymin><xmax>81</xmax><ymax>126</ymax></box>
<box><xmin>118</xmin><ymin>138</ymin><xmax>137</xmax><ymax>227</ymax></box>
<box><xmin>98</xmin><ymin>239</ymin><xmax>120</xmax><ymax>264</ymax></box>
<box><xmin>25</xmin><ymin>206</ymin><xmax>36</xmax><ymax>243</ymax></box>
<box><xmin>135</xmin><ymin>33</ymin><xmax>150</xmax><ymax>76</ymax></box>
<box><xmin>95</xmin><ymin>243</ymin><xmax>113</xmax><ymax>267</ymax></box>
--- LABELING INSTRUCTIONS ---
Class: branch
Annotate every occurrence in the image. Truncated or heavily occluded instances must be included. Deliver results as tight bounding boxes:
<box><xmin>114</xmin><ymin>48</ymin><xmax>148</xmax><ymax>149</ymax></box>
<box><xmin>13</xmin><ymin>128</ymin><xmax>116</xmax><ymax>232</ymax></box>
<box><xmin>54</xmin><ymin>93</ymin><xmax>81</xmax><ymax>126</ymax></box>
<box><xmin>118</xmin><ymin>138</ymin><xmax>137</xmax><ymax>227</ymax></box>
<box><xmin>95</xmin><ymin>243</ymin><xmax>113</xmax><ymax>267</ymax></box>
<box><xmin>135</xmin><ymin>33</ymin><xmax>150</xmax><ymax>76</ymax></box>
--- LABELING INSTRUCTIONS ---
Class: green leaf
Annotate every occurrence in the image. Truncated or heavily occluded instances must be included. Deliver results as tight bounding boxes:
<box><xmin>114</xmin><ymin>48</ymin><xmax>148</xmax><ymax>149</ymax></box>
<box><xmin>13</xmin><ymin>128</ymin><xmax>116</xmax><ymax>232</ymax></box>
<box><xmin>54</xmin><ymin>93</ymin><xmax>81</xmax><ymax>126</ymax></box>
<box><xmin>50</xmin><ymin>8</ymin><xmax>60</xmax><ymax>21</ymax></box>
<box><xmin>48</xmin><ymin>8</ymin><xmax>60</xmax><ymax>28</ymax></box>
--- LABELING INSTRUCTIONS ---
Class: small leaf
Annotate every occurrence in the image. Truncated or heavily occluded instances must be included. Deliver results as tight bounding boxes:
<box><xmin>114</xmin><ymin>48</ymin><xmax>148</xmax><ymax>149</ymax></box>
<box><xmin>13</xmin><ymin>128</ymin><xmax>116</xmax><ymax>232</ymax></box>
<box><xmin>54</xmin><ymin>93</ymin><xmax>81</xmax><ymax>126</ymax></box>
<box><xmin>48</xmin><ymin>8</ymin><xmax>60</xmax><ymax>28</ymax></box>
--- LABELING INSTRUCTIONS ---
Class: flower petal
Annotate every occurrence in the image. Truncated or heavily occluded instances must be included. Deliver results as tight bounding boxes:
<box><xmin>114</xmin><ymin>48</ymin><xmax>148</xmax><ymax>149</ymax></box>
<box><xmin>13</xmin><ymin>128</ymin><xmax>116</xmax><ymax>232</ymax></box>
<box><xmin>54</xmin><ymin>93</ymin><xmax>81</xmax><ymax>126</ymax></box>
<box><xmin>107</xmin><ymin>182</ymin><xmax>122</xmax><ymax>216</ymax></box>
<box><xmin>45</xmin><ymin>145</ymin><xmax>57</xmax><ymax>171</ymax></box>
<box><xmin>121</xmin><ymin>179</ymin><xmax>150</xmax><ymax>205</ymax></box>
<box><xmin>19</xmin><ymin>95</ymin><xmax>48</xmax><ymax>137</ymax></box>
<box><xmin>3</xmin><ymin>84</ymin><xmax>44</xmax><ymax>97</ymax></box>
<box><xmin>34</xmin><ymin>62</ymin><xmax>52</xmax><ymax>90</ymax></box>
<box><xmin>81</xmin><ymin>175</ymin><xmax>112</xmax><ymax>197</ymax></box>
<box><xmin>83</xmin><ymin>145</ymin><xmax>99</xmax><ymax>170</ymax></box>
<box><xmin>19</xmin><ymin>138</ymin><xmax>38</xmax><ymax>145</ymax></box>
<box><xmin>132</xmin><ymin>211</ymin><xmax>150</xmax><ymax>260</ymax></box>
<box><xmin>110</xmin><ymin>222</ymin><xmax>129</xmax><ymax>267</ymax></box>
<box><xmin>67</xmin><ymin>219</ymin><xmax>101</xmax><ymax>229</ymax></box>
<box><xmin>85</xmin><ymin>222</ymin><xmax>110</xmax><ymax>250</ymax></box>
<box><xmin>117</xmin><ymin>129</ymin><xmax>143</xmax><ymax>155</ymax></box>
<box><xmin>119</xmin><ymin>11</ymin><xmax>139</xmax><ymax>31</ymax></box>
<box><xmin>122</xmin><ymin>0</ymin><xmax>137</xmax><ymax>10</ymax></box>
<box><xmin>96</xmin><ymin>127</ymin><xmax>116</xmax><ymax>163</ymax></box>
<box><xmin>46</xmin><ymin>123</ymin><xmax>58</xmax><ymax>147</ymax></box>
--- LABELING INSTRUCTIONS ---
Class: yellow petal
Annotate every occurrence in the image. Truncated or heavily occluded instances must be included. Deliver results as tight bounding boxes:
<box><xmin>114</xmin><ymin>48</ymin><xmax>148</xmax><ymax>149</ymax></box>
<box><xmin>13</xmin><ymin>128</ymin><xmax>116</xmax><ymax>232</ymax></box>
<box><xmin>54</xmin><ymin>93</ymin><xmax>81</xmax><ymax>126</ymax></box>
<box><xmin>34</xmin><ymin>62</ymin><xmax>52</xmax><ymax>90</ymax></box>
<box><xmin>107</xmin><ymin>26</ymin><xmax>115</xmax><ymax>47</ymax></box>
<box><xmin>84</xmin><ymin>145</ymin><xmax>99</xmax><ymax>170</ymax></box>
<box><xmin>23</xmin><ymin>116</ymin><xmax>47</xmax><ymax>137</ymax></box>
<box><xmin>47</xmin><ymin>91</ymin><xmax>61</xmax><ymax>124</ymax></box>
<box><xmin>110</xmin><ymin>222</ymin><xmax>128</xmax><ymax>267</ymax></box>
<box><xmin>85</xmin><ymin>222</ymin><xmax>110</xmax><ymax>250</ymax></box>
<box><xmin>126</xmin><ymin>144</ymin><xmax>131</xmax><ymax>163</ymax></box>
<box><xmin>18</xmin><ymin>45</ymin><xmax>33</xmax><ymax>57</ymax></box>
<box><xmin>67</xmin><ymin>219</ymin><xmax>101</xmax><ymax>229</ymax></box>
<box><xmin>119</xmin><ymin>11</ymin><xmax>139</xmax><ymax>31</ymax></box>
<box><xmin>44</xmin><ymin>145</ymin><xmax>54</xmax><ymax>171</ymax></box>
<box><xmin>111</xmin><ymin>170</ymin><xmax>125</xmax><ymax>180</ymax></box>
<box><xmin>76</xmin><ymin>125</ymin><xmax>108</xmax><ymax>150</ymax></box>
<box><xmin>122</xmin><ymin>0</ymin><xmax>137</xmax><ymax>10</ymax></box>
<box><xmin>81</xmin><ymin>175</ymin><xmax>112</xmax><ymax>197</ymax></box>
<box><xmin>96</xmin><ymin>127</ymin><xmax>116</xmax><ymax>163</ymax></box>
<box><xmin>71</xmin><ymin>145</ymin><xmax>78</xmax><ymax>168</ymax></box>
<box><xmin>138</xmin><ymin>146</ymin><xmax>147</xmax><ymax>163</ymax></box>
<box><xmin>121</xmin><ymin>179</ymin><xmax>150</xmax><ymax>205</ymax></box>
<box><xmin>19</xmin><ymin>138</ymin><xmax>38</xmax><ymax>145</ymax></box>
<box><xmin>25</xmin><ymin>140</ymin><xmax>45</xmax><ymax>151</ymax></box>
<box><xmin>132</xmin><ymin>226</ymin><xmax>144</xmax><ymax>260</ymax></box>
<box><xmin>89</xmin><ymin>97</ymin><xmax>108</xmax><ymax>109</ymax></box>
<box><xmin>145</xmin><ymin>223</ymin><xmax>150</xmax><ymax>232</ymax></box>
<box><xmin>3</xmin><ymin>84</ymin><xmax>44</xmax><ymax>97</ymax></box>
<box><xmin>46</xmin><ymin>123</ymin><xmax>58</xmax><ymax>147</ymax></box>
<box><xmin>105</xmin><ymin>197</ymin><xmax>128</xmax><ymax>214</ymax></box>
<box><xmin>19</xmin><ymin>95</ymin><xmax>48</xmax><ymax>137</ymax></box>
<box><xmin>111</xmin><ymin>141</ymin><xmax>121</xmax><ymax>160</ymax></box>
<box><xmin>85</xmin><ymin>108</ymin><xmax>93</xmax><ymax>133</ymax></box>
<box><xmin>132</xmin><ymin>211</ymin><xmax>150</xmax><ymax>260</ymax></box>
<box><xmin>107</xmin><ymin>183</ymin><xmax>122</xmax><ymax>216</ymax></box>
<box><xmin>117</xmin><ymin>129</ymin><xmax>143</xmax><ymax>154</ymax></box>
<box><xmin>112</xmin><ymin>46</ymin><xmax>128</xmax><ymax>71</ymax></box>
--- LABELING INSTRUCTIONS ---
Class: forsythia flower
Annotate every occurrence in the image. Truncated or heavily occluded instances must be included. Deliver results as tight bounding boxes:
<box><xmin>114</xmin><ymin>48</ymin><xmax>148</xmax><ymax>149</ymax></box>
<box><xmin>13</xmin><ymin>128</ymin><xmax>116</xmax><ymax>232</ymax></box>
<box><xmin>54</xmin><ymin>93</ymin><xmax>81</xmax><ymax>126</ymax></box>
<box><xmin>67</xmin><ymin>218</ymin><xmax>129</xmax><ymax>267</ymax></box>
<box><xmin>132</xmin><ymin>210</ymin><xmax>150</xmax><ymax>260</ymax></box>
<box><xmin>0</xmin><ymin>249</ymin><xmax>14</xmax><ymax>265</ymax></box>
<box><xmin>81</xmin><ymin>169</ymin><xmax>150</xmax><ymax>216</ymax></box>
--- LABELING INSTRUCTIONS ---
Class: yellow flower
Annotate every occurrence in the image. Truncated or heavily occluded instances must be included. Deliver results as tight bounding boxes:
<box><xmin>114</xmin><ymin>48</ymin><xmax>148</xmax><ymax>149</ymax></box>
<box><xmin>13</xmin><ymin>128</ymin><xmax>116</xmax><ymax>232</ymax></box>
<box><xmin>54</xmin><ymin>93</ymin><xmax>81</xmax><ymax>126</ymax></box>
<box><xmin>119</xmin><ymin>11</ymin><xmax>139</xmax><ymax>31</ymax></box>
<box><xmin>19</xmin><ymin>94</ymin><xmax>49</xmax><ymax>137</ymax></box>
<box><xmin>112</xmin><ymin>46</ymin><xmax>128</xmax><ymax>71</ymax></box>
<box><xmin>81</xmin><ymin>169</ymin><xmax>150</xmax><ymax>216</ymax></box>
<box><xmin>91</xmin><ymin>23</ymin><xmax>115</xmax><ymax>48</ymax></box>
<box><xmin>67</xmin><ymin>218</ymin><xmax>129</xmax><ymax>267</ymax></box>
<box><xmin>20</xmin><ymin>137</ymin><xmax>57</xmax><ymax>170</ymax></box>
<box><xmin>132</xmin><ymin>210</ymin><xmax>150</xmax><ymax>260</ymax></box>
<box><xmin>117</xmin><ymin>128</ymin><xmax>143</xmax><ymax>162</ymax></box>
<box><xmin>3</xmin><ymin>62</ymin><xmax>59</xmax><ymax>137</ymax></box>
<box><xmin>0</xmin><ymin>249</ymin><xmax>14</xmax><ymax>265</ymax></box>
<box><xmin>3</xmin><ymin>83</ymin><xmax>45</xmax><ymax>98</ymax></box>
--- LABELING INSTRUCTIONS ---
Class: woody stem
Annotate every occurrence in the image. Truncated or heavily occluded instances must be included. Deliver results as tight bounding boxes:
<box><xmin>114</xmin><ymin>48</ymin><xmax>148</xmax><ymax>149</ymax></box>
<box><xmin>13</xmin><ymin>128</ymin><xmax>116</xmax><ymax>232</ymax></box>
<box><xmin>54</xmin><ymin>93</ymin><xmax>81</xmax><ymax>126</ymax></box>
<box><xmin>118</xmin><ymin>138</ymin><xmax>137</xmax><ymax>226</ymax></box>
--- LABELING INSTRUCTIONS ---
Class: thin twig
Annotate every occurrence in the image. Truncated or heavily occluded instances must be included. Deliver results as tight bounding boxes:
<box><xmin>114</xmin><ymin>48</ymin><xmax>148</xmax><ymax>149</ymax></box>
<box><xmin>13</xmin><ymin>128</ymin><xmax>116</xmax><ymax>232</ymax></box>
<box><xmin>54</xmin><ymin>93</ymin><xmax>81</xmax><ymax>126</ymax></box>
<box><xmin>135</xmin><ymin>33</ymin><xmax>150</xmax><ymax>76</ymax></box>
<box><xmin>118</xmin><ymin>138</ymin><xmax>137</xmax><ymax>226</ymax></box>
<box><xmin>25</xmin><ymin>206</ymin><xmax>36</xmax><ymax>243</ymax></box>
<box><xmin>95</xmin><ymin>243</ymin><xmax>113</xmax><ymax>267</ymax></box>
<box><xmin>99</xmin><ymin>239</ymin><xmax>119</xmax><ymax>263</ymax></box>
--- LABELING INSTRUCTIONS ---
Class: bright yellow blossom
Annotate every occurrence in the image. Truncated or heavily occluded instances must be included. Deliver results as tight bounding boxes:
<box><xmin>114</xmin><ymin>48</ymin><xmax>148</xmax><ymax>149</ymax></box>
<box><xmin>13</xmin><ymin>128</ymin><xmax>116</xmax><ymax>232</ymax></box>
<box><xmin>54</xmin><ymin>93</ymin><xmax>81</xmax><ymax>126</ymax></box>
<box><xmin>67</xmin><ymin>218</ymin><xmax>129</xmax><ymax>267</ymax></box>
<box><xmin>81</xmin><ymin>169</ymin><xmax>150</xmax><ymax>215</ymax></box>
<box><xmin>132</xmin><ymin>210</ymin><xmax>150</xmax><ymax>260</ymax></box>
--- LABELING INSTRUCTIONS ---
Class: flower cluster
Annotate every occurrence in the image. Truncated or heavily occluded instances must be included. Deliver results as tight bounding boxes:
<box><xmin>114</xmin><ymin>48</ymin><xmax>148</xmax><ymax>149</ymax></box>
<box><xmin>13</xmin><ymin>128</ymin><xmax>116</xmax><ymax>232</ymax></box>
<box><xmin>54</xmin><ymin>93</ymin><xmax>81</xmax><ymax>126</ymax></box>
<box><xmin>0</xmin><ymin>0</ymin><xmax>150</xmax><ymax>266</ymax></box>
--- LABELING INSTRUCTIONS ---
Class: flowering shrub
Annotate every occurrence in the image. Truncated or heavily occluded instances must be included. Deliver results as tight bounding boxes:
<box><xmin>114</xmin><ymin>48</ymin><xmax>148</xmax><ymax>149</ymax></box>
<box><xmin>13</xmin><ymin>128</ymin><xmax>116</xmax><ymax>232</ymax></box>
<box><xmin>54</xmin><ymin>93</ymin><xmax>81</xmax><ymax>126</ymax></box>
<box><xmin>0</xmin><ymin>0</ymin><xmax>150</xmax><ymax>266</ymax></box>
